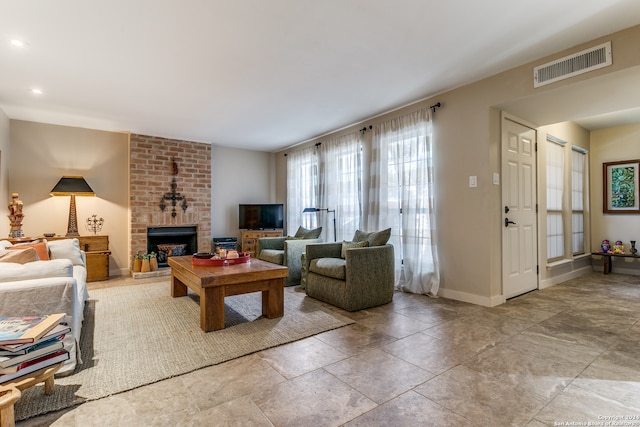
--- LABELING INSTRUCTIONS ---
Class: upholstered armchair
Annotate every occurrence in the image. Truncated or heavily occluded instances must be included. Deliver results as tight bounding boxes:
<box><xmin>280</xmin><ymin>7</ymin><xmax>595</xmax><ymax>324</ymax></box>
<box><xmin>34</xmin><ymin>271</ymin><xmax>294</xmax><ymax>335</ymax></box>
<box><xmin>304</xmin><ymin>239</ymin><xmax>395</xmax><ymax>312</ymax></box>
<box><xmin>257</xmin><ymin>226</ymin><xmax>323</xmax><ymax>287</ymax></box>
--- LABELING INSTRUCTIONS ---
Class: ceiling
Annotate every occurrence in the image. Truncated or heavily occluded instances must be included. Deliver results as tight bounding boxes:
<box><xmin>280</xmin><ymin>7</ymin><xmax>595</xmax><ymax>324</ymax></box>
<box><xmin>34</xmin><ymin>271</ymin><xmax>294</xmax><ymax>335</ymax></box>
<box><xmin>1</xmin><ymin>1</ymin><xmax>640</xmax><ymax>152</ymax></box>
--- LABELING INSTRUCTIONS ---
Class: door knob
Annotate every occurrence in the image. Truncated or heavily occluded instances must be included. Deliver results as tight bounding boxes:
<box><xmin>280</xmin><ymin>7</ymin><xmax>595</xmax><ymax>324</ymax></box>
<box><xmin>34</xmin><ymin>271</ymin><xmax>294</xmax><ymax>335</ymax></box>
<box><xmin>504</xmin><ymin>218</ymin><xmax>516</xmax><ymax>227</ymax></box>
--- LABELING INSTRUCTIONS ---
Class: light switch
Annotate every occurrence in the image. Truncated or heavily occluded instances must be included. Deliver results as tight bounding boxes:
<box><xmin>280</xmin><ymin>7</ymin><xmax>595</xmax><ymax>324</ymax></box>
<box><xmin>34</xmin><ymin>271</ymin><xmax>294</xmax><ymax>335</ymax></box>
<box><xmin>469</xmin><ymin>176</ymin><xmax>477</xmax><ymax>188</ymax></box>
<box><xmin>493</xmin><ymin>173</ymin><xmax>500</xmax><ymax>185</ymax></box>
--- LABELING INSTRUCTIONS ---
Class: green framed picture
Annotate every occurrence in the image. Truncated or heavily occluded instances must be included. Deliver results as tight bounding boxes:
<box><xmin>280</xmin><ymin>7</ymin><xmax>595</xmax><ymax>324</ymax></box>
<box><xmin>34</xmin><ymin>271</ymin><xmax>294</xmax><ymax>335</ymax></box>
<box><xmin>603</xmin><ymin>160</ymin><xmax>640</xmax><ymax>214</ymax></box>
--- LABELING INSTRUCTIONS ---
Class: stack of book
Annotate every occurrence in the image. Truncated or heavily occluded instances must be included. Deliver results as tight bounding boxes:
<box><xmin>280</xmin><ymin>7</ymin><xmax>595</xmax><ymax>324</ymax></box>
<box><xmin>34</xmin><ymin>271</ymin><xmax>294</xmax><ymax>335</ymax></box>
<box><xmin>0</xmin><ymin>313</ymin><xmax>71</xmax><ymax>384</ymax></box>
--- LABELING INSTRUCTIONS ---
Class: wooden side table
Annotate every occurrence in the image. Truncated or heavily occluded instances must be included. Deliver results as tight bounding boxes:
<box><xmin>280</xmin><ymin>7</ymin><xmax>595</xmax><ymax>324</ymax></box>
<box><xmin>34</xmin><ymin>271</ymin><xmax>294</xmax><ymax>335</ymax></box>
<box><xmin>45</xmin><ymin>235</ymin><xmax>111</xmax><ymax>281</ymax></box>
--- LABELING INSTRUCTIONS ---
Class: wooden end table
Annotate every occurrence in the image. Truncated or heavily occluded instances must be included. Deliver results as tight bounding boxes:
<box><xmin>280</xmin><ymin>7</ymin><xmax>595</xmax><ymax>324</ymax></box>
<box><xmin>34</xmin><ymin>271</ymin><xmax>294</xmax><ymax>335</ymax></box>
<box><xmin>168</xmin><ymin>256</ymin><xmax>288</xmax><ymax>332</ymax></box>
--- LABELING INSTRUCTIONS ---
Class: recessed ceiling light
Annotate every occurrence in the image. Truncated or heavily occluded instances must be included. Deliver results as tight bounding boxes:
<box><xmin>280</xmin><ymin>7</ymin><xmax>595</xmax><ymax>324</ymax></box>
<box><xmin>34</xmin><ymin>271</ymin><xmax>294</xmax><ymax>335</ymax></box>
<box><xmin>30</xmin><ymin>88</ymin><xmax>43</xmax><ymax>95</ymax></box>
<box><xmin>10</xmin><ymin>39</ymin><xmax>29</xmax><ymax>48</ymax></box>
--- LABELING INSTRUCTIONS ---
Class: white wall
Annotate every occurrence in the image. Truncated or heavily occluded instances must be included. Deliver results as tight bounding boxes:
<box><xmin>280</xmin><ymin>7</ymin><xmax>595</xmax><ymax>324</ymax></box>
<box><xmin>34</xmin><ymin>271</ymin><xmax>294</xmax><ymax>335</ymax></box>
<box><xmin>211</xmin><ymin>145</ymin><xmax>275</xmax><ymax>241</ymax></box>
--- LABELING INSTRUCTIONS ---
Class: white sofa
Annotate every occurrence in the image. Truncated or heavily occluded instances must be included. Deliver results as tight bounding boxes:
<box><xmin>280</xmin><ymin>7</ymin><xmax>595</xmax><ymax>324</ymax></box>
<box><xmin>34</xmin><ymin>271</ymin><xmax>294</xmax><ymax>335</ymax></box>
<box><xmin>0</xmin><ymin>239</ymin><xmax>89</xmax><ymax>375</ymax></box>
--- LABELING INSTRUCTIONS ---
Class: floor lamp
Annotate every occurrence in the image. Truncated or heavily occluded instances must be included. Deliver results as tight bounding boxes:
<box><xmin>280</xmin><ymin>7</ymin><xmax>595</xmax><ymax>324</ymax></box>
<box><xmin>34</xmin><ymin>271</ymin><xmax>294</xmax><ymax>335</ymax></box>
<box><xmin>50</xmin><ymin>176</ymin><xmax>95</xmax><ymax>237</ymax></box>
<box><xmin>302</xmin><ymin>207</ymin><xmax>336</xmax><ymax>242</ymax></box>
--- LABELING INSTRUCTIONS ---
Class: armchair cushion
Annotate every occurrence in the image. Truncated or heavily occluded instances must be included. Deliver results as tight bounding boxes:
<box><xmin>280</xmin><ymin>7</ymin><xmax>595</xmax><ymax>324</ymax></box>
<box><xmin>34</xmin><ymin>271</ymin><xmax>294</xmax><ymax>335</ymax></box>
<box><xmin>294</xmin><ymin>226</ymin><xmax>323</xmax><ymax>239</ymax></box>
<box><xmin>260</xmin><ymin>249</ymin><xmax>284</xmax><ymax>265</ymax></box>
<box><xmin>352</xmin><ymin>228</ymin><xmax>391</xmax><ymax>247</ymax></box>
<box><xmin>309</xmin><ymin>257</ymin><xmax>346</xmax><ymax>280</ymax></box>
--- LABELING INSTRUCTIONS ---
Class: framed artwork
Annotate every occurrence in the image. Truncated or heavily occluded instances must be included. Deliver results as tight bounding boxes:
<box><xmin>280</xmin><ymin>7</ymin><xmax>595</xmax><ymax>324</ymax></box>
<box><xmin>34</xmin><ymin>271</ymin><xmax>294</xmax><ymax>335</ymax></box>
<box><xmin>603</xmin><ymin>159</ymin><xmax>640</xmax><ymax>213</ymax></box>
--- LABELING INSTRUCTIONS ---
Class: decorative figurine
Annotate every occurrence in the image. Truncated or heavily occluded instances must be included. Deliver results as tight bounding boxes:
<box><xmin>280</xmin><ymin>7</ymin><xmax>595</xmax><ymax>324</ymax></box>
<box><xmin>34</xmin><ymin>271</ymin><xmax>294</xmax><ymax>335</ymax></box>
<box><xmin>612</xmin><ymin>240</ymin><xmax>625</xmax><ymax>254</ymax></box>
<box><xmin>600</xmin><ymin>239</ymin><xmax>611</xmax><ymax>253</ymax></box>
<box><xmin>8</xmin><ymin>192</ymin><xmax>25</xmax><ymax>238</ymax></box>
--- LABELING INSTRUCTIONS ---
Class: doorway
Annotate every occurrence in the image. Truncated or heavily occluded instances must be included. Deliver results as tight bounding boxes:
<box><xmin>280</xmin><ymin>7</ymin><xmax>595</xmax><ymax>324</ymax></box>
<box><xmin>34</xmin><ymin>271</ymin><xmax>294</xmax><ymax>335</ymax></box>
<box><xmin>501</xmin><ymin>113</ymin><xmax>539</xmax><ymax>298</ymax></box>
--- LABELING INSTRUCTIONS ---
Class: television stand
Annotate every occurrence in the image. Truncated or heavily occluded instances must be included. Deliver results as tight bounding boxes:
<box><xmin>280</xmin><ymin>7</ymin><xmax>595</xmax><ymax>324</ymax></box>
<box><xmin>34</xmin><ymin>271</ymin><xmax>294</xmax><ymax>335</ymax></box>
<box><xmin>241</xmin><ymin>229</ymin><xmax>283</xmax><ymax>258</ymax></box>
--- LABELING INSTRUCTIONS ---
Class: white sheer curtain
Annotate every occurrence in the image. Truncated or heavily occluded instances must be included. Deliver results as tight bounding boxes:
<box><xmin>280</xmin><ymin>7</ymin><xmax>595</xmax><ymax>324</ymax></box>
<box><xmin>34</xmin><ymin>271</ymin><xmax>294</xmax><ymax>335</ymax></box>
<box><xmin>286</xmin><ymin>146</ymin><xmax>319</xmax><ymax>234</ymax></box>
<box><xmin>318</xmin><ymin>132</ymin><xmax>362</xmax><ymax>242</ymax></box>
<box><xmin>368</xmin><ymin>108</ymin><xmax>440</xmax><ymax>296</ymax></box>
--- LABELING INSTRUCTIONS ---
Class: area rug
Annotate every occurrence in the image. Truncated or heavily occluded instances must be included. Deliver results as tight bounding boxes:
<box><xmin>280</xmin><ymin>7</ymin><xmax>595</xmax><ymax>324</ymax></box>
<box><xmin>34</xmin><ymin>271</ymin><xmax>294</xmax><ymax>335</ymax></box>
<box><xmin>15</xmin><ymin>280</ymin><xmax>354</xmax><ymax>420</ymax></box>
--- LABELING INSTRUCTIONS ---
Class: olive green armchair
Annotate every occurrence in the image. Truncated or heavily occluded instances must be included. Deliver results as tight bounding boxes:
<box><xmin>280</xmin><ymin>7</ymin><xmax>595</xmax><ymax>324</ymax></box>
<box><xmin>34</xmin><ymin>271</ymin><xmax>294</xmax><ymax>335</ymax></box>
<box><xmin>257</xmin><ymin>226</ymin><xmax>322</xmax><ymax>286</ymax></box>
<box><xmin>304</xmin><ymin>241</ymin><xmax>395</xmax><ymax>311</ymax></box>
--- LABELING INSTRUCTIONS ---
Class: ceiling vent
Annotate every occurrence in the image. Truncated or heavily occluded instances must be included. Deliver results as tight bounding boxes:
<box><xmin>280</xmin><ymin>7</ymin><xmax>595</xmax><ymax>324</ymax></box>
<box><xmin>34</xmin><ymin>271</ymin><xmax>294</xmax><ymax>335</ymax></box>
<box><xmin>533</xmin><ymin>41</ymin><xmax>611</xmax><ymax>88</ymax></box>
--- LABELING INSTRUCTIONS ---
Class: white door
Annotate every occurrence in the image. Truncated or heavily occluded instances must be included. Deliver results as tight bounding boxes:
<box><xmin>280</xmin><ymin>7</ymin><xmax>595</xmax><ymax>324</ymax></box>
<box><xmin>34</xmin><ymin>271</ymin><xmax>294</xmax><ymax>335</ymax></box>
<box><xmin>501</xmin><ymin>114</ymin><xmax>538</xmax><ymax>299</ymax></box>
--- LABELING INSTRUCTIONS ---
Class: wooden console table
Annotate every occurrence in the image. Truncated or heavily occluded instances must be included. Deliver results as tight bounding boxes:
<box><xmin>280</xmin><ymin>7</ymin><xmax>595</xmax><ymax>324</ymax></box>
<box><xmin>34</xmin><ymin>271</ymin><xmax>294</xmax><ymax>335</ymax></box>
<box><xmin>591</xmin><ymin>252</ymin><xmax>639</xmax><ymax>274</ymax></box>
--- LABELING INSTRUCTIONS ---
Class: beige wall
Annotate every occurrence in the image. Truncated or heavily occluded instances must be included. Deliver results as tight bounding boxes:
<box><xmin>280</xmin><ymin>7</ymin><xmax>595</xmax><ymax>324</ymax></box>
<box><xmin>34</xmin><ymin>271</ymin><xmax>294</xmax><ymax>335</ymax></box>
<box><xmin>211</xmin><ymin>145</ymin><xmax>276</xmax><ymax>239</ymax></box>
<box><xmin>590</xmin><ymin>123</ymin><xmax>640</xmax><ymax>248</ymax></box>
<box><xmin>275</xmin><ymin>25</ymin><xmax>640</xmax><ymax>305</ymax></box>
<box><xmin>9</xmin><ymin>120</ymin><xmax>130</xmax><ymax>275</ymax></box>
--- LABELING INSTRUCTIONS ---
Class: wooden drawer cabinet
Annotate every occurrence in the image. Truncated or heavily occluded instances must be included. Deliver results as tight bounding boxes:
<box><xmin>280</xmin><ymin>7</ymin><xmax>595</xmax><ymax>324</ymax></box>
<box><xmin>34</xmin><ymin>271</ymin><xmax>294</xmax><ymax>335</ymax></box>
<box><xmin>241</xmin><ymin>230</ymin><xmax>283</xmax><ymax>258</ymax></box>
<box><xmin>46</xmin><ymin>235</ymin><xmax>110</xmax><ymax>282</ymax></box>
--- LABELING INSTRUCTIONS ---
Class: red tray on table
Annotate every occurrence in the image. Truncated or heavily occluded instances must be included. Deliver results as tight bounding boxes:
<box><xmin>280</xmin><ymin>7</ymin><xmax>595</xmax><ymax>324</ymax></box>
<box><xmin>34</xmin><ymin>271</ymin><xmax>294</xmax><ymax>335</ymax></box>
<box><xmin>191</xmin><ymin>253</ymin><xmax>251</xmax><ymax>266</ymax></box>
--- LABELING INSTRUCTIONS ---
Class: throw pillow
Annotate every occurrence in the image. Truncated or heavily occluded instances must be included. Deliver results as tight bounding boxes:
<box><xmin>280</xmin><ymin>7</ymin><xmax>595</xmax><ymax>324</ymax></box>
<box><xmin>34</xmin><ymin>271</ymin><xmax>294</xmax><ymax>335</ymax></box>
<box><xmin>48</xmin><ymin>238</ymin><xmax>84</xmax><ymax>266</ymax></box>
<box><xmin>9</xmin><ymin>240</ymin><xmax>50</xmax><ymax>260</ymax></box>
<box><xmin>341</xmin><ymin>240</ymin><xmax>369</xmax><ymax>258</ymax></box>
<box><xmin>0</xmin><ymin>247</ymin><xmax>39</xmax><ymax>264</ymax></box>
<box><xmin>294</xmin><ymin>226</ymin><xmax>323</xmax><ymax>239</ymax></box>
<box><xmin>352</xmin><ymin>228</ymin><xmax>391</xmax><ymax>246</ymax></box>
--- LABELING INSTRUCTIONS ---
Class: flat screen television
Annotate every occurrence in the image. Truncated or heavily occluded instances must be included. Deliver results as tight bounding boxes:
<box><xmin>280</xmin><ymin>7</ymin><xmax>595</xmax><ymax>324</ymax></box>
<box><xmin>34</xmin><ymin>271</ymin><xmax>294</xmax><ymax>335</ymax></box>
<box><xmin>238</xmin><ymin>204</ymin><xmax>284</xmax><ymax>230</ymax></box>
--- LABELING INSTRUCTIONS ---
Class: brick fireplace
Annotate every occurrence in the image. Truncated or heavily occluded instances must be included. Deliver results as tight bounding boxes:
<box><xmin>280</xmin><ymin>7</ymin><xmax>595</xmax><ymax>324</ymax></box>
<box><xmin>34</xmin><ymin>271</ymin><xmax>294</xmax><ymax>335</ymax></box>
<box><xmin>130</xmin><ymin>134</ymin><xmax>211</xmax><ymax>267</ymax></box>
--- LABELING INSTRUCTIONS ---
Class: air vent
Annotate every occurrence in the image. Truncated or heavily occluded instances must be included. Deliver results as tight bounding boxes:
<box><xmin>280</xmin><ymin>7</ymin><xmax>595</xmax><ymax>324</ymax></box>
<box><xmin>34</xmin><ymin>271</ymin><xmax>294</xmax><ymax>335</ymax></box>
<box><xmin>533</xmin><ymin>41</ymin><xmax>611</xmax><ymax>88</ymax></box>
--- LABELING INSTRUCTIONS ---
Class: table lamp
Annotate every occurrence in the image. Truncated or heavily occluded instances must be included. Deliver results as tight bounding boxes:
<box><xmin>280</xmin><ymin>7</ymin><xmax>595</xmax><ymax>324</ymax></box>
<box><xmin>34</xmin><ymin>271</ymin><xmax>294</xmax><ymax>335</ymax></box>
<box><xmin>50</xmin><ymin>176</ymin><xmax>95</xmax><ymax>237</ymax></box>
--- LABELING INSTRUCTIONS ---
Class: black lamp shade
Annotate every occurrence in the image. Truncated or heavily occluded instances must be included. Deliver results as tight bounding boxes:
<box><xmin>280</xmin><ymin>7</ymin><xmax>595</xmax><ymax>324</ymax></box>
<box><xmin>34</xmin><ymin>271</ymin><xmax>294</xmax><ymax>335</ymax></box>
<box><xmin>303</xmin><ymin>207</ymin><xmax>319</xmax><ymax>213</ymax></box>
<box><xmin>50</xmin><ymin>176</ymin><xmax>95</xmax><ymax>196</ymax></box>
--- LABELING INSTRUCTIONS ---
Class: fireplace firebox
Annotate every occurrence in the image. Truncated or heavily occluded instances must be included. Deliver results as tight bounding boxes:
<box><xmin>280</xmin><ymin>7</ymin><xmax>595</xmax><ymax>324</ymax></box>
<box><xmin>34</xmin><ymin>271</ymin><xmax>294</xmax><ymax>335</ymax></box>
<box><xmin>147</xmin><ymin>226</ymin><xmax>197</xmax><ymax>267</ymax></box>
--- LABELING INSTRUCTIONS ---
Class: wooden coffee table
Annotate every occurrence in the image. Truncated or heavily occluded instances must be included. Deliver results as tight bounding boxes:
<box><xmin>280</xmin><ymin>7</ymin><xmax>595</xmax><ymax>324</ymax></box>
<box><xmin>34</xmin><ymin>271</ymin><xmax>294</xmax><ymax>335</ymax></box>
<box><xmin>168</xmin><ymin>256</ymin><xmax>288</xmax><ymax>332</ymax></box>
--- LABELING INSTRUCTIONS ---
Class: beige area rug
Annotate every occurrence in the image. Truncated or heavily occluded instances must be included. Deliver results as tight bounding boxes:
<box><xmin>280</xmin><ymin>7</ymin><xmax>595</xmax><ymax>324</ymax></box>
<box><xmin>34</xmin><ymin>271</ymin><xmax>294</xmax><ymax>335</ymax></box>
<box><xmin>15</xmin><ymin>280</ymin><xmax>354</xmax><ymax>420</ymax></box>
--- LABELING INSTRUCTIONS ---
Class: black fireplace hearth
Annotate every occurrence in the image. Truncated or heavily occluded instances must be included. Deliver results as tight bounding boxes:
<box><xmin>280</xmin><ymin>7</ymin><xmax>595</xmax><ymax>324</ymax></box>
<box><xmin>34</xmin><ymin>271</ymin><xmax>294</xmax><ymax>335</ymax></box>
<box><xmin>147</xmin><ymin>226</ymin><xmax>197</xmax><ymax>267</ymax></box>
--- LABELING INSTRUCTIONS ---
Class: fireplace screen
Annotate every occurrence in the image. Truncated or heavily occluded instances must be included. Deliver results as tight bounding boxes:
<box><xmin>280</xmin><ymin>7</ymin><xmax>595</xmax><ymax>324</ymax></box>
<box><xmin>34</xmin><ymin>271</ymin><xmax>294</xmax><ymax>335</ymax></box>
<box><xmin>147</xmin><ymin>226</ymin><xmax>197</xmax><ymax>266</ymax></box>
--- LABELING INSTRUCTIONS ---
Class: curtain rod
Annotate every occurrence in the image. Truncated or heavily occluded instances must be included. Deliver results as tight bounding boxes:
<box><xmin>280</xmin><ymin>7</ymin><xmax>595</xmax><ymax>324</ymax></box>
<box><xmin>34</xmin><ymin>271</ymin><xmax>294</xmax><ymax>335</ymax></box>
<box><xmin>285</xmin><ymin>102</ymin><xmax>443</xmax><ymax>155</ymax></box>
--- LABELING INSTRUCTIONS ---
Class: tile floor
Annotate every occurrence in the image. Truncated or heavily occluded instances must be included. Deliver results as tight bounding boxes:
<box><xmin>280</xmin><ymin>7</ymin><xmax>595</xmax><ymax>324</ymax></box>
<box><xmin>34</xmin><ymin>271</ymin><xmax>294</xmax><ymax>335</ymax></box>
<box><xmin>17</xmin><ymin>272</ymin><xmax>640</xmax><ymax>426</ymax></box>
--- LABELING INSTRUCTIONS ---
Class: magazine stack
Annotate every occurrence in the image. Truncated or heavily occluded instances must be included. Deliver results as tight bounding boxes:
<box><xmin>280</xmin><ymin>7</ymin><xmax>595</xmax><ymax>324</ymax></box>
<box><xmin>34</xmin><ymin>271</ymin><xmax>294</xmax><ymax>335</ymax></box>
<box><xmin>0</xmin><ymin>313</ymin><xmax>70</xmax><ymax>384</ymax></box>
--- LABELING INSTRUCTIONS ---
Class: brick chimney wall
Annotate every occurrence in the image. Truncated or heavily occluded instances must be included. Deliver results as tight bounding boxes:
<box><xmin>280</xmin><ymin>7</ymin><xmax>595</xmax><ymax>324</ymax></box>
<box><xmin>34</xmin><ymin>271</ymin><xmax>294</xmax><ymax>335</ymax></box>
<box><xmin>130</xmin><ymin>134</ymin><xmax>211</xmax><ymax>264</ymax></box>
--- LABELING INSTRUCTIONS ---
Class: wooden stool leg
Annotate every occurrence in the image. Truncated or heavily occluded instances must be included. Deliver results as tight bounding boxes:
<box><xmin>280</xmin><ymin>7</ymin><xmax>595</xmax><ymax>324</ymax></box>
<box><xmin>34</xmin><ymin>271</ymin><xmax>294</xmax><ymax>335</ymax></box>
<box><xmin>44</xmin><ymin>374</ymin><xmax>55</xmax><ymax>395</ymax></box>
<box><xmin>0</xmin><ymin>386</ymin><xmax>21</xmax><ymax>427</ymax></box>
<box><xmin>1</xmin><ymin>405</ymin><xmax>16</xmax><ymax>427</ymax></box>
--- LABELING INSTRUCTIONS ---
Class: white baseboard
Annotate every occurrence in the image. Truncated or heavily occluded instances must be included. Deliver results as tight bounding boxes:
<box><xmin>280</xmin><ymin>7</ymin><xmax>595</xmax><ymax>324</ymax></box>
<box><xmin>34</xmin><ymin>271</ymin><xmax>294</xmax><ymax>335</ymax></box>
<box><xmin>539</xmin><ymin>265</ymin><xmax>592</xmax><ymax>289</ymax></box>
<box><xmin>439</xmin><ymin>288</ymin><xmax>505</xmax><ymax>308</ymax></box>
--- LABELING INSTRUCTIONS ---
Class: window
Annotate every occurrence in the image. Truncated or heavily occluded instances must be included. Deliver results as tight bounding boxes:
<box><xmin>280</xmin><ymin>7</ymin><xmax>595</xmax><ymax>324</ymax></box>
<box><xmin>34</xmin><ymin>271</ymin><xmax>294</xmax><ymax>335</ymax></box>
<box><xmin>545</xmin><ymin>134</ymin><xmax>589</xmax><ymax>262</ymax></box>
<box><xmin>571</xmin><ymin>147</ymin><xmax>587</xmax><ymax>255</ymax></box>
<box><xmin>546</xmin><ymin>138</ymin><xmax>565</xmax><ymax>261</ymax></box>
<box><xmin>286</xmin><ymin>146</ymin><xmax>319</xmax><ymax>230</ymax></box>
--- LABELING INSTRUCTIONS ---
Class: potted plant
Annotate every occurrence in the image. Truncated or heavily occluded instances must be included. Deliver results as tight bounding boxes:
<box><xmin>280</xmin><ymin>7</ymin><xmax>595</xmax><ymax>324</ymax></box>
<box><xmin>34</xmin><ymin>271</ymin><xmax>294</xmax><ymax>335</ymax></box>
<box><xmin>133</xmin><ymin>253</ymin><xmax>143</xmax><ymax>273</ymax></box>
<box><xmin>141</xmin><ymin>253</ymin><xmax>151</xmax><ymax>273</ymax></box>
<box><xmin>149</xmin><ymin>252</ymin><xmax>158</xmax><ymax>271</ymax></box>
